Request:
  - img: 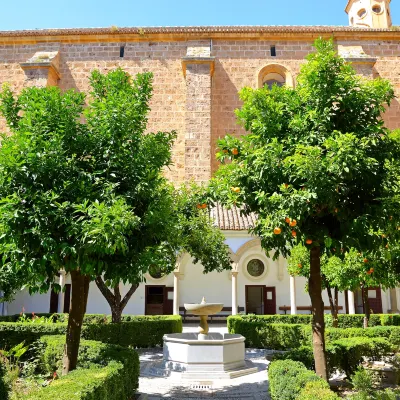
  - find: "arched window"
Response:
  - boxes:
[257,64,294,89]
[262,72,286,89]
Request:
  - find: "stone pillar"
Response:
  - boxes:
[386,289,392,313]
[58,270,66,314]
[396,288,400,314]
[348,291,356,315]
[231,271,238,315]
[182,42,215,183]
[290,275,297,315]
[20,51,60,88]
[173,272,180,316]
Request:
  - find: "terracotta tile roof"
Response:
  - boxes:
[210,203,257,231]
[0,25,396,37]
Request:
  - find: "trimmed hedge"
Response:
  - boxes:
[274,337,393,378]
[0,360,9,400]
[227,315,312,333]
[298,380,340,400]
[0,315,182,349]
[268,360,338,400]
[25,336,139,400]
[228,314,400,332]
[229,316,400,350]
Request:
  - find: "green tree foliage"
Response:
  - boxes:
[0,69,231,374]
[208,38,400,379]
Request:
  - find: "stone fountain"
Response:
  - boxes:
[163,297,257,379]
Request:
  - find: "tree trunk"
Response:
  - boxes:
[95,276,138,323]
[309,246,328,381]
[362,285,370,328]
[326,284,338,328]
[62,270,90,375]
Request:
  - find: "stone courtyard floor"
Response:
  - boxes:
[136,324,270,399]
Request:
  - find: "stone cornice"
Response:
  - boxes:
[0,26,399,45]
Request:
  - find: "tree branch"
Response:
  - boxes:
[95,276,116,307]
[120,284,139,311]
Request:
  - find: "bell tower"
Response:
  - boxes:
[345,0,392,28]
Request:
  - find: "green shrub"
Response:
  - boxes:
[0,360,9,400]
[268,359,333,400]
[331,337,393,377]
[298,380,339,399]
[0,322,67,349]
[0,315,182,349]
[26,336,139,400]
[325,326,399,343]
[227,315,312,333]
[275,337,392,379]
[240,323,306,349]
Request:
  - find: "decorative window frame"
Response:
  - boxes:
[257,63,294,89]
[240,252,270,282]
[145,268,168,282]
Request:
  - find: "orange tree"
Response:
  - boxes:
[208,38,400,380]
[0,69,231,375]
[288,245,400,328]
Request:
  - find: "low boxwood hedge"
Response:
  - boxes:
[297,380,340,400]
[228,314,400,333]
[25,335,139,400]
[268,359,338,400]
[229,316,400,350]
[274,337,393,378]
[0,315,182,349]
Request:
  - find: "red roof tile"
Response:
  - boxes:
[210,203,257,231]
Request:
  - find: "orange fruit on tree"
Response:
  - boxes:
[290,219,297,227]
[291,230,297,237]
[284,183,289,188]
[231,187,241,193]
[369,268,374,273]
[298,263,302,268]
[363,258,368,263]
[306,239,313,245]
[285,217,290,224]
[273,227,282,235]
[232,148,239,155]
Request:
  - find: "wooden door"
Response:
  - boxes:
[264,287,276,315]
[63,284,71,313]
[164,287,174,315]
[145,286,165,315]
[365,287,383,314]
[245,285,264,315]
[49,289,59,313]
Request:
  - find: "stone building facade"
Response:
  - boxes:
[2,0,400,317]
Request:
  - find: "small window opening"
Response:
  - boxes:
[120,46,125,58]
[270,45,276,57]
[358,8,367,18]
[372,5,382,14]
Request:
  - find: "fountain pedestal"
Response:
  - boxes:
[162,298,258,379]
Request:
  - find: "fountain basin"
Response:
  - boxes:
[163,332,257,379]
[184,302,223,315]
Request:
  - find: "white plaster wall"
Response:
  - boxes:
[7,289,51,315]
[179,259,231,306]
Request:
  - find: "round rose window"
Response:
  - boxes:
[149,265,165,279]
[247,259,265,277]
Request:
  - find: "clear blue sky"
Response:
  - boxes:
[2,0,399,31]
